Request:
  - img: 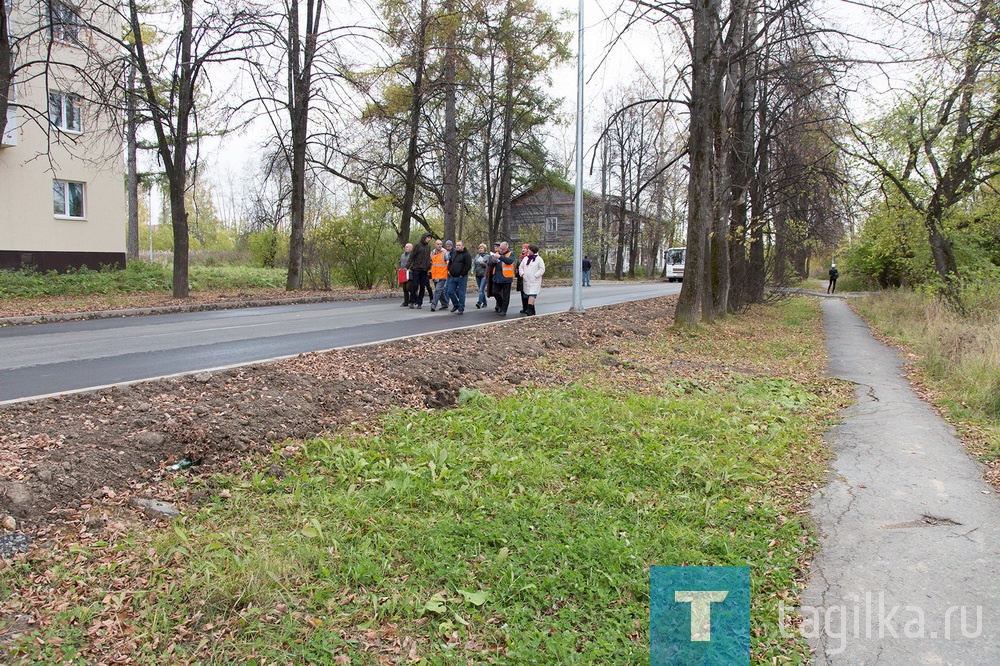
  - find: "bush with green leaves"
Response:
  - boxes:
[304,198,401,290]
[245,229,289,269]
[0,263,171,298]
[843,202,933,289]
[540,250,573,278]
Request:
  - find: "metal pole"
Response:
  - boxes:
[148,182,154,262]
[570,0,585,312]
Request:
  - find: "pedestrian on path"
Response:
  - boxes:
[406,233,432,309]
[446,240,472,314]
[491,241,516,316]
[485,241,500,306]
[582,255,592,286]
[518,244,545,316]
[398,243,412,307]
[827,264,839,294]
[516,243,530,314]
[429,240,449,311]
[473,244,489,309]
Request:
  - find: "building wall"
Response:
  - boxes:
[509,187,602,250]
[0,1,126,271]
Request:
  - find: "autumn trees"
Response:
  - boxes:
[341,0,569,249]
[623,0,849,323]
[845,0,1000,298]
[124,1,261,298]
[4,0,566,297]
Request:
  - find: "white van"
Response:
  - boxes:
[664,247,686,282]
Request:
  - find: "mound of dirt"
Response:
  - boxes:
[0,296,676,529]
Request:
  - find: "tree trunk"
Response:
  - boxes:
[746,62,769,302]
[168,0,195,298]
[126,63,139,262]
[498,58,515,240]
[168,173,190,297]
[285,0,321,291]
[399,0,429,245]
[676,0,718,325]
[600,138,610,280]
[442,0,458,243]
[924,203,959,287]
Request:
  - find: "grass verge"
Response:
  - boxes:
[854,289,1000,462]
[0,263,287,300]
[1,298,850,664]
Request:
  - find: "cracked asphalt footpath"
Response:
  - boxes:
[801,299,1000,663]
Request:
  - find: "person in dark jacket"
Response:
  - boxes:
[581,255,592,286]
[485,241,500,302]
[828,264,839,294]
[473,243,489,308]
[406,233,433,308]
[445,240,472,314]
[491,241,516,316]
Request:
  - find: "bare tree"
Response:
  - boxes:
[846,0,1000,298]
[126,0,259,297]
[623,0,850,321]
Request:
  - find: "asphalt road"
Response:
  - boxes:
[0,282,679,403]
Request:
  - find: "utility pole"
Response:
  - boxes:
[570,0,584,312]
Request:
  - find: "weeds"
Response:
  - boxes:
[856,289,1000,455]
[0,263,287,300]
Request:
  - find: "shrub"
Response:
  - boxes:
[303,198,400,290]
[246,229,288,269]
[540,250,573,278]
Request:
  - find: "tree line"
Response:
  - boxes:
[3,0,996,308]
[2,0,569,297]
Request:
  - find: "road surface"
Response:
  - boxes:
[0,282,678,403]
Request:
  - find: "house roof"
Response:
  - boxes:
[510,183,603,207]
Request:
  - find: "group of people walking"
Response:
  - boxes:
[398,235,545,316]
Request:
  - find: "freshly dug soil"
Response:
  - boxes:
[0,295,676,531]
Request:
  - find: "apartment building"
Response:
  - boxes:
[1,0,125,272]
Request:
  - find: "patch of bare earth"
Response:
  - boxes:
[0,295,675,533]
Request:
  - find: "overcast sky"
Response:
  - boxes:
[186,0,889,225]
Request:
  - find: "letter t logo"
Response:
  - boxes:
[675,591,729,641]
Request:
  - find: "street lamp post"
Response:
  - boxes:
[148,182,154,262]
[570,0,585,313]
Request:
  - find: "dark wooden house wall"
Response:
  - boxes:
[509,188,602,251]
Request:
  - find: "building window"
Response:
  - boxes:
[48,92,82,133]
[53,180,85,218]
[50,1,82,44]
[545,216,558,233]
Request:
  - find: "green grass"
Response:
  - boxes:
[1,299,845,664]
[0,262,286,299]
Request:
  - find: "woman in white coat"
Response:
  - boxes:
[518,244,545,316]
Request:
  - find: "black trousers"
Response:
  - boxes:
[493,281,512,314]
[409,270,430,305]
